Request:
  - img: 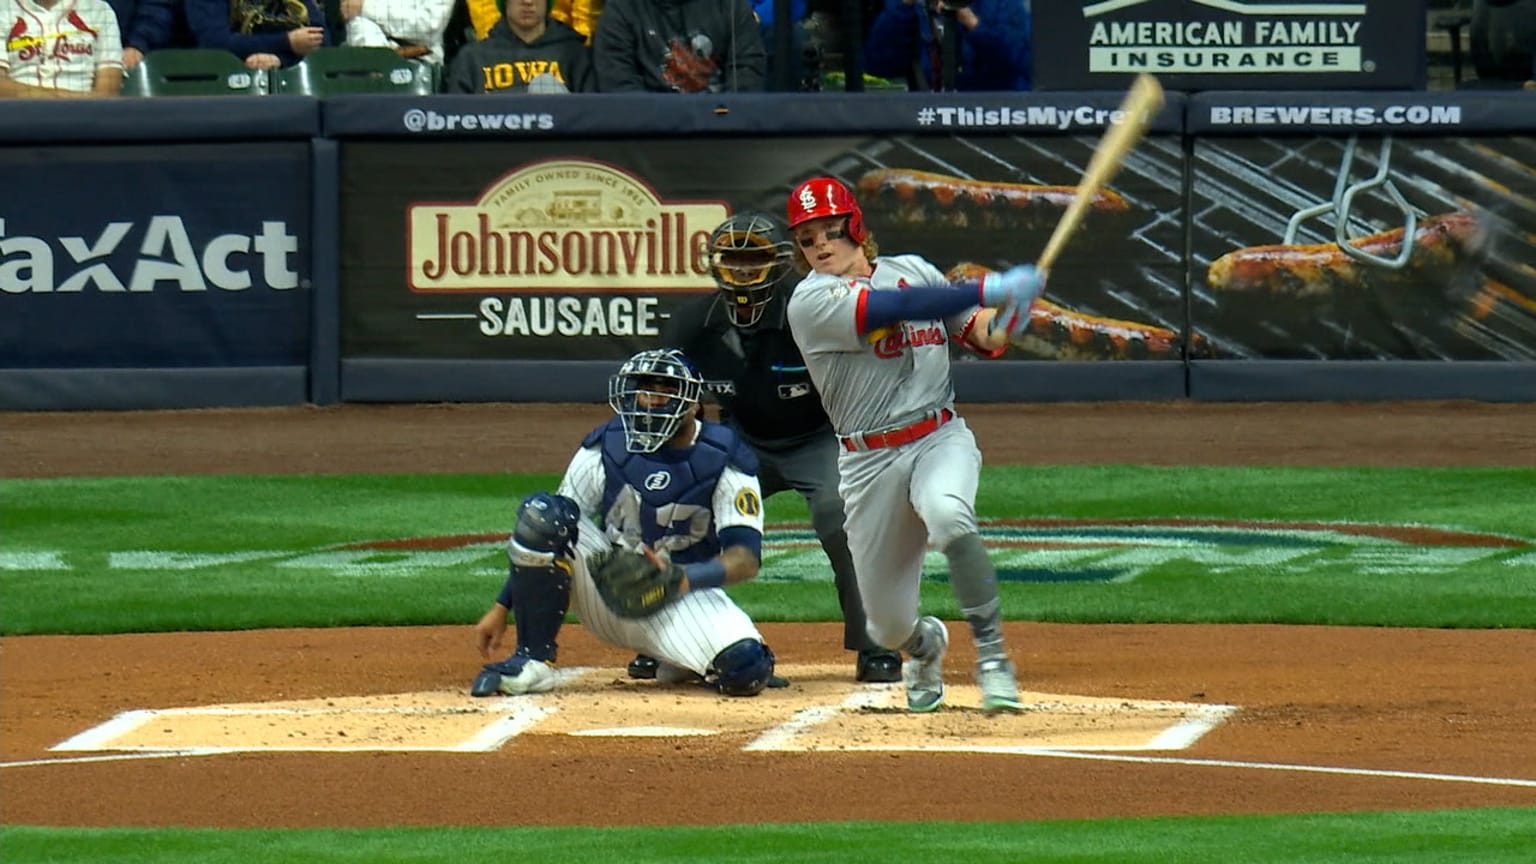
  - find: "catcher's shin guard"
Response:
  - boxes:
[501,493,579,662]
[708,639,776,696]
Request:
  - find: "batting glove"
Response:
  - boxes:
[978,264,1045,310]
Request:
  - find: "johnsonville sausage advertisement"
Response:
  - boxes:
[341,133,1534,363]
[339,135,1187,362]
[1190,135,1536,360]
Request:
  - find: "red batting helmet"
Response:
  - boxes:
[786,177,867,244]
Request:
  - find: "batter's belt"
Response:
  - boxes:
[839,408,954,452]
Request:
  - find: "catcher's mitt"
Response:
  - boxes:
[587,546,686,619]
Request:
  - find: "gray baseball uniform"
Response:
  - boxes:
[785,254,989,649]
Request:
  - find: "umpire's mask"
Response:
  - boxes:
[608,349,704,453]
[708,211,795,328]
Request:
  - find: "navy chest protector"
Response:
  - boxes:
[586,418,755,566]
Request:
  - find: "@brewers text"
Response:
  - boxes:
[402,109,555,133]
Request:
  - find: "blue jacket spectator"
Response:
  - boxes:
[751,0,803,31]
[186,0,329,69]
[863,0,1030,92]
[752,0,810,89]
[107,1,185,68]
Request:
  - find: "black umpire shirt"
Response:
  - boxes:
[663,289,832,449]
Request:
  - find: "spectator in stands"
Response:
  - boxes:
[186,0,328,70]
[338,0,454,64]
[551,0,603,44]
[469,0,604,44]
[862,0,1029,92]
[446,0,594,91]
[752,0,813,89]
[593,0,764,92]
[1470,0,1536,89]
[1,0,124,97]
[107,0,185,69]
[466,0,501,39]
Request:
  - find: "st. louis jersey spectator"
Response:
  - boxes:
[1,0,124,97]
[863,0,1029,92]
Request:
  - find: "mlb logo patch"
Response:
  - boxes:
[778,383,812,400]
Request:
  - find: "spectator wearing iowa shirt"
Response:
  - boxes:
[446,0,595,93]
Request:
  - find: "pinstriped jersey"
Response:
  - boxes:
[559,417,763,566]
[1,0,122,92]
[786,254,978,436]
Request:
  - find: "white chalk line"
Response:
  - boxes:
[7,677,1533,788]
[1015,749,1536,788]
[8,744,1533,789]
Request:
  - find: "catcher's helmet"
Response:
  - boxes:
[787,176,867,244]
[608,348,704,453]
[708,211,795,328]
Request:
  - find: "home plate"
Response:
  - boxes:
[569,726,716,737]
[44,663,1235,757]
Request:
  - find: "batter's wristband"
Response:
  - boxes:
[685,559,727,591]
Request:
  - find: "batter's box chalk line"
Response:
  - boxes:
[745,687,1238,754]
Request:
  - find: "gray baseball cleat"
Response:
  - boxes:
[903,616,949,712]
[976,655,1025,713]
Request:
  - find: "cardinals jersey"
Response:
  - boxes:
[2,0,122,93]
[786,253,981,437]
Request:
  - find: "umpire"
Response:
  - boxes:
[633,210,903,683]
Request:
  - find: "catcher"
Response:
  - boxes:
[470,348,779,697]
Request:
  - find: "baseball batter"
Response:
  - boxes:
[783,176,1043,712]
[658,210,903,685]
[470,348,779,698]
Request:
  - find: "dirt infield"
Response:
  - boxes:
[2,401,1535,828]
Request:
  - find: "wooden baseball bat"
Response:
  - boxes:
[1036,73,1166,279]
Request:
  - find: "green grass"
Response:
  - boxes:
[4,808,1535,863]
[3,466,1533,634]
[4,466,1534,862]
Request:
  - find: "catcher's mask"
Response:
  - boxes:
[608,348,703,453]
[708,211,795,328]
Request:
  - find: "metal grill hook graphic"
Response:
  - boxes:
[1283,135,1423,271]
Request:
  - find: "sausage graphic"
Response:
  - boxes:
[859,169,1130,231]
[947,263,1195,360]
[1206,211,1483,298]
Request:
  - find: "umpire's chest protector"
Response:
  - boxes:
[588,420,755,564]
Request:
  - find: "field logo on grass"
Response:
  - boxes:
[4,519,1529,582]
[759,518,1533,584]
[964,518,1531,584]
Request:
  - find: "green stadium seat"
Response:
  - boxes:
[121,49,267,97]
[272,47,436,97]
